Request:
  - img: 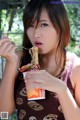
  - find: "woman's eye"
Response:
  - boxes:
[41,23,48,27]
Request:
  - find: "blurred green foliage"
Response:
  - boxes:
[65,1,80,56]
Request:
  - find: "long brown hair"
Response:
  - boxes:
[21,0,70,69]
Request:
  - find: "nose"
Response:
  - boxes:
[33,28,40,39]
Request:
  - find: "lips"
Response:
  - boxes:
[34,41,43,47]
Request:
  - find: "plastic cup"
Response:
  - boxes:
[23,72,45,100]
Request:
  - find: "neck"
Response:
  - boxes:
[39,50,66,77]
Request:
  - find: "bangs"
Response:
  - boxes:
[23,1,46,29]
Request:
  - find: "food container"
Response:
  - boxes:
[23,72,45,100]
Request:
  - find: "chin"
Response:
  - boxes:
[38,50,49,55]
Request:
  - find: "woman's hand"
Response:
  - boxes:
[0,38,22,64]
[24,70,66,94]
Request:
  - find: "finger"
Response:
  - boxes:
[5,45,16,53]
[0,41,15,54]
[24,74,45,87]
[28,70,53,80]
[0,40,11,47]
[26,70,46,76]
[2,42,15,50]
[26,81,43,90]
[24,75,43,84]
[26,70,46,81]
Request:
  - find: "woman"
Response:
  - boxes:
[0,0,80,120]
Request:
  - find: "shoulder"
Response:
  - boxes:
[66,52,80,106]
[66,51,80,67]
[67,52,80,106]
[66,51,80,87]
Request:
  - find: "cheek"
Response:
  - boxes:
[46,33,59,51]
[46,31,58,44]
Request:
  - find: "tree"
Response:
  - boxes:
[65,1,80,56]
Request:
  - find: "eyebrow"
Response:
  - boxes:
[39,20,48,22]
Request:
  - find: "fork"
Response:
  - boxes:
[15,45,30,52]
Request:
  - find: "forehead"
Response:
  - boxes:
[32,8,50,22]
[39,8,50,20]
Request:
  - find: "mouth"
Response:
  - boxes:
[34,41,43,47]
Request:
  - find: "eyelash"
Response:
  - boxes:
[30,23,48,27]
[41,23,48,27]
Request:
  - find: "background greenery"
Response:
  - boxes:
[0,0,80,120]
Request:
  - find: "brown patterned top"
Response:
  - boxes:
[14,53,76,120]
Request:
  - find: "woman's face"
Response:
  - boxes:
[27,8,59,55]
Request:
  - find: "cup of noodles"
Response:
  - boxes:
[23,71,45,100]
[20,46,45,100]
